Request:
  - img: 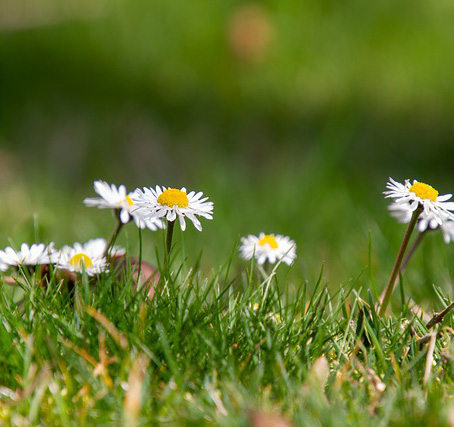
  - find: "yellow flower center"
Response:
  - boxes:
[157,189,189,208]
[258,235,278,249]
[125,196,134,206]
[69,254,93,268]
[409,182,438,202]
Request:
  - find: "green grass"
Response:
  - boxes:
[1,157,454,426]
[1,174,454,426]
[3,0,454,423]
[1,245,454,426]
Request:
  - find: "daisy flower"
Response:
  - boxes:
[380,178,454,317]
[56,238,110,276]
[132,186,214,231]
[384,178,454,225]
[84,180,164,231]
[0,243,57,268]
[240,233,296,266]
[389,202,454,244]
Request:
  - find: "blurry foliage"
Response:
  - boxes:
[1,0,454,306]
[2,5,454,422]
[0,0,454,184]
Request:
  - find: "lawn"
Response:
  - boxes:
[1,168,454,426]
[2,0,454,424]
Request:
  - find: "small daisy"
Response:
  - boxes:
[132,186,214,231]
[84,180,164,231]
[67,237,125,258]
[56,238,110,276]
[240,233,296,265]
[389,202,454,244]
[384,178,454,225]
[0,243,57,268]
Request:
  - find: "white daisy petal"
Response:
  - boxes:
[437,194,452,202]
[440,221,454,243]
[418,219,427,232]
[192,217,202,232]
[167,209,177,222]
[119,208,130,224]
[179,214,187,231]
[410,200,419,211]
[257,255,266,265]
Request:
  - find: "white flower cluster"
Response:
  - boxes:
[88,182,298,268]
[0,239,116,276]
[386,178,454,244]
[85,181,214,232]
[5,177,453,278]
[0,181,217,276]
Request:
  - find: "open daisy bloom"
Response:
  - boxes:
[384,178,454,224]
[240,233,296,266]
[84,180,164,231]
[0,243,57,269]
[389,202,454,244]
[379,177,454,316]
[56,239,110,276]
[132,186,214,231]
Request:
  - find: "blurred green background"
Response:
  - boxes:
[1,0,454,304]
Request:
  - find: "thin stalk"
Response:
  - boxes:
[261,262,278,305]
[104,217,124,259]
[163,220,175,272]
[401,229,427,272]
[166,220,175,257]
[257,262,271,281]
[137,226,143,287]
[263,261,272,276]
[378,205,423,317]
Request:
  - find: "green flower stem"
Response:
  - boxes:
[137,226,143,285]
[400,229,428,272]
[378,205,423,317]
[164,219,175,269]
[104,217,124,259]
[258,261,272,280]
